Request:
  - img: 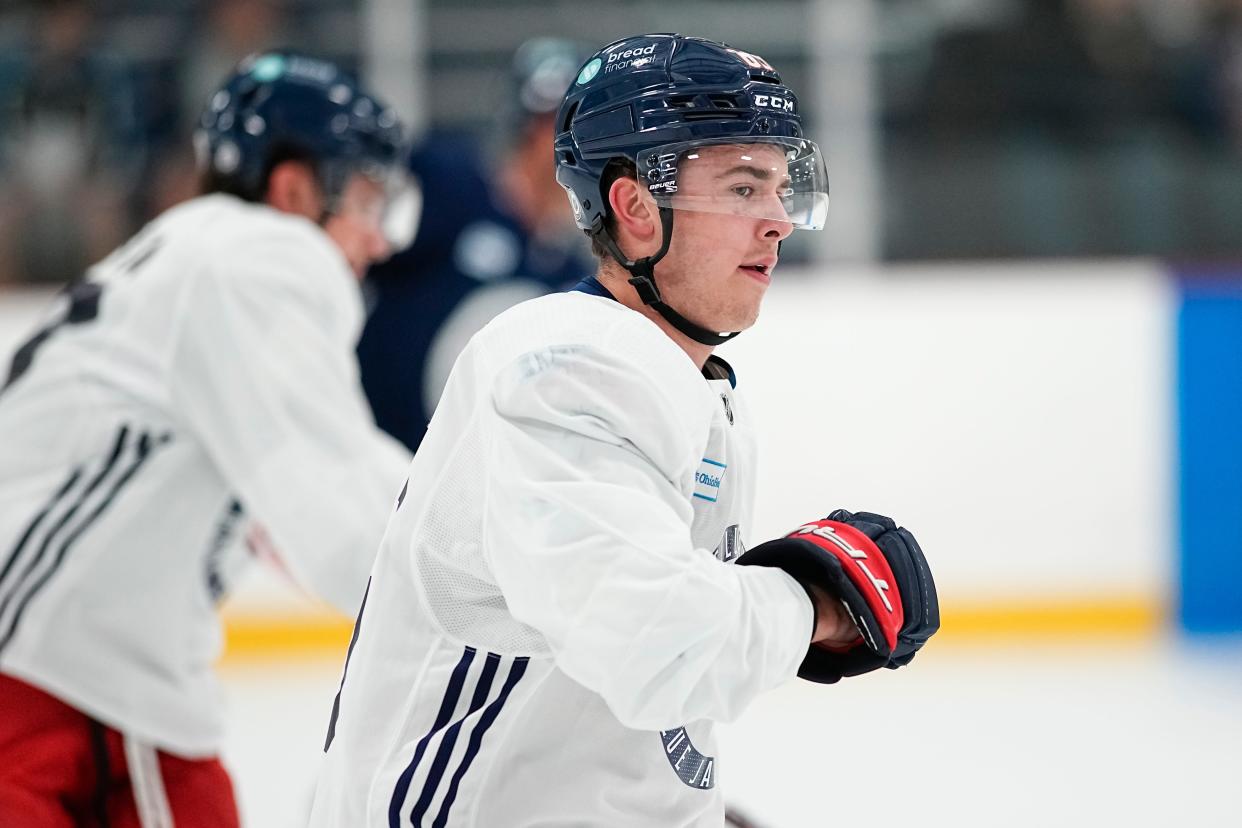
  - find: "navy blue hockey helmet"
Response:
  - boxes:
[194,52,408,218]
[554,34,828,345]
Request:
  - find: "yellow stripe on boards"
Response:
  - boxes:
[221,614,353,661]
[218,597,1166,663]
[941,597,1164,639]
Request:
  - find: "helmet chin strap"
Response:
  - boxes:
[590,207,742,347]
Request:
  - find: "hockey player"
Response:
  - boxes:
[358,37,593,454]
[0,53,411,826]
[310,34,941,828]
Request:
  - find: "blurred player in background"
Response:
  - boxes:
[357,37,592,454]
[0,52,412,826]
[311,34,940,827]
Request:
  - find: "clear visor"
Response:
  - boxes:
[636,137,829,230]
[379,170,421,252]
[331,162,422,252]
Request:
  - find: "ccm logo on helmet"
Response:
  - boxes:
[754,94,795,113]
[794,524,893,612]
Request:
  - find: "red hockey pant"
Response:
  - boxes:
[0,672,240,827]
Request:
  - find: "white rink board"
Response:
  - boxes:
[0,259,1175,612]
[718,259,1174,606]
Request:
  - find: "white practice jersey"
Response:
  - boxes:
[0,194,409,755]
[311,289,815,827]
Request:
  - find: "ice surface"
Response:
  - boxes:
[220,638,1242,828]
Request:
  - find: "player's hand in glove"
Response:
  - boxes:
[736,509,939,684]
[805,583,863,648]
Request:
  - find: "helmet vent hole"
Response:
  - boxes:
[749,74,780,85]
[666,94,745,118]
[560,101,579,133]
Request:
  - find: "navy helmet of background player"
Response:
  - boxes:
[556,32,828,346]
[357,38,593,453]
[557,33,936,682]
[195,50,417,266]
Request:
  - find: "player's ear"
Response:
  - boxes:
[608,175,659,248]
[265,161,322,220]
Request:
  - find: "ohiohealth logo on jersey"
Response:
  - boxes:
[693,458,726,503]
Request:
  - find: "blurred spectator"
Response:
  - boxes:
[1201,0,1242,150]
[0,0,1235,272]
[357,37,593,453]
[883,0,1242,259]
[1071,0,1161,79]
[916,0,1173,142]
[0,0,143,285]
[143,0,295,219]
[180,0,292,128]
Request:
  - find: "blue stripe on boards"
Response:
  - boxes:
[0,431,157,652]
[431,657,529,828]
[408,652,502,826]
[388,647,476,828]
[1178,276,1242,633]
[0,426,129,630]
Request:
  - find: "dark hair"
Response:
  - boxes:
[587,157,638,261]
[197,143,318,202]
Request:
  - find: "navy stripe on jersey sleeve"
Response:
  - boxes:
[389,647,476,827]
[0,428,166,652]
[0,426,132,645]
[409,652,502,824]
[0,466,83,595]
[388,647,530,827]
[432,656,529,827]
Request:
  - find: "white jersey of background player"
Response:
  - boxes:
[312,34,940,828]
[0,53,414,824]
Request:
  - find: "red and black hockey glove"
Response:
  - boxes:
[736,509,939,684]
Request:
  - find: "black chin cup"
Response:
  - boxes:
[590,208,741,347]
